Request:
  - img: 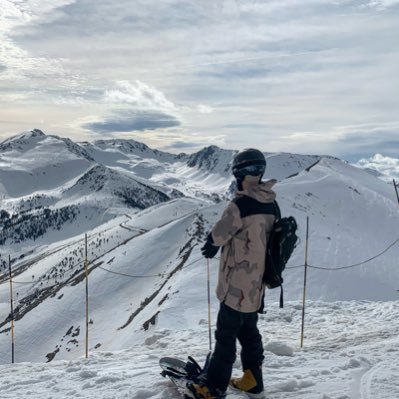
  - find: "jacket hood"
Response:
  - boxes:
[236,179,277,203]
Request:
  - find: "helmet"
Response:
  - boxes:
[232,148,266,179]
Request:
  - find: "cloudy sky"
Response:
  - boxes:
[0,0,399,161]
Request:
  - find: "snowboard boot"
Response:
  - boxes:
[230,367,265,399]
[185,382,225,399]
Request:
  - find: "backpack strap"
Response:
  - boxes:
[273,200,281,220]
[273,200,284,309]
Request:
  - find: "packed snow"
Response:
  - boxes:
[0,301,398,399]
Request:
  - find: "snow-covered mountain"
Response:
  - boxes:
[0,129,322,253]
[0,129,93,198]
[0,129,398,398]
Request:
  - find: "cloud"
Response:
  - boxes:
[354,154,399,181]
[197,104,213,114]
[260,121,399,160]
[167,141,200,149]
[1,0,399,156]
[81,80,182,135]
[224,123,266,130]
[104,80,176,111]
[332,123,399,159]
[54,96,86,106]
[83,110,181,134]
[0,0,77,85]
[368,0,399,10]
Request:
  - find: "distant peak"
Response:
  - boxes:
[90,137,181,161]
[0,128,46,148]
[94,138,151,152]
[200,145,222,153]
[30,128,46,137]
[187,145,221,163]
[187,145,234,173]
[13,128,46,140]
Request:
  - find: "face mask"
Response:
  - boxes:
[242,175,261,185]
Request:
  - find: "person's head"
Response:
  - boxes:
[232,148,266,190]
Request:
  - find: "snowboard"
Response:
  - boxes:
[160,356,203,397]
[160,356,249,398]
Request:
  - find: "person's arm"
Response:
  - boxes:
[211,202,242,246]
[201,202,242,258]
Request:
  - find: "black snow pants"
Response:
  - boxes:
[205,301,264,393]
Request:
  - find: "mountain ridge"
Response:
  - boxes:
[0,129,398,365]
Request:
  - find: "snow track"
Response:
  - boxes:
[359,361,399,399]
[359,362,379,399]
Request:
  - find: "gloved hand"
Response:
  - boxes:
[201,233,219,259]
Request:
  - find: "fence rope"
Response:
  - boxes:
[97,256,204,279]
[307,238,399,271]
[8,236,399,285]
[10,254,204,284]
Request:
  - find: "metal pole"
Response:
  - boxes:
[8,255,15,363]
[300,217,309,348]
[206,258,212,352]
[394,179,399,206]
[85,234,89,359]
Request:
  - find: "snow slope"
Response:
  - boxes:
[0,131,183,263]
[0,129,93,198]
[0,157,397,366]
[0,130,398,398]
[0,129,325,273]
[272,157,399,302]
[82,139,323,198]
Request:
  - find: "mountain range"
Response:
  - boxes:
[0,129,398,366]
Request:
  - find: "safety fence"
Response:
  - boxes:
[1,214,399,362]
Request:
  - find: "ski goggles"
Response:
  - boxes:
[233,163,265,177]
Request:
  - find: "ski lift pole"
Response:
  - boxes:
[394,179,399,206]
[8,255,15,363]
[85,233,89,359]
[300,217,309,349]
[206,258,212,352]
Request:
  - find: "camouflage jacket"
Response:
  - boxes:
[211,180,277,313]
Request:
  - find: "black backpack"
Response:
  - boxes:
[261,201,298,310]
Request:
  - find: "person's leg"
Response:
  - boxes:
[238,312,264,369]
[204,302,243,393]
[233,312,264,394]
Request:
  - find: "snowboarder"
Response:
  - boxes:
[186,148,278,399]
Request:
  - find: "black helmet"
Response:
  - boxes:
[232,148,266,179]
